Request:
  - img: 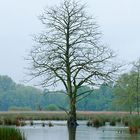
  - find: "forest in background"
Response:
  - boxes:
[0,75,115,111]
[0,74,138,112]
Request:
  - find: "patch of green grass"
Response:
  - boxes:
[0,127,26,140]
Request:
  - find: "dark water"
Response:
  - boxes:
[20,121,140,140]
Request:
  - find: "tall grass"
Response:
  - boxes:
[0,127,26,140]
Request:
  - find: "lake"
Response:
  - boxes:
[20,121,140,140]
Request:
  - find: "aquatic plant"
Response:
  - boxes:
[109,120,116,126]
[123,121,128,126]
[48,122,54,127]
[30,121,34,126]
[86,121,92,126]
[87,118,105,128]
[42,122,45,127]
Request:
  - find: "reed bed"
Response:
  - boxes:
[85,113,140,134]
[0,111,132,121]
[0,111,138,126]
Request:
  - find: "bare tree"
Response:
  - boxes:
[28,0,120,127]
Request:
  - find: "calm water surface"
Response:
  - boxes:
[20,121,140,140]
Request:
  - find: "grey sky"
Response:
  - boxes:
[0,0,140,85]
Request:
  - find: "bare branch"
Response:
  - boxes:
[27,0,121,124]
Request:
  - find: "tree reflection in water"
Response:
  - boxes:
[68,127,76,140]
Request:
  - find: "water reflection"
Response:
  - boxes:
[68,127,76,140]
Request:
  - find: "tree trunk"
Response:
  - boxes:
[67,97,78,128]
[68,126,76,140]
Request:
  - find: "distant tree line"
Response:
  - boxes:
[0,66,140,113]
[0,75,115,111]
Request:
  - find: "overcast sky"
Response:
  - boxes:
[0,0,140,86]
